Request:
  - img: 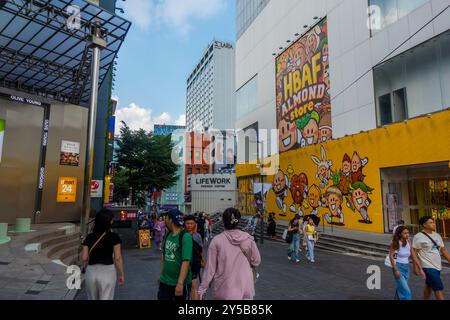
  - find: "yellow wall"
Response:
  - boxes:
[237,110,450,233]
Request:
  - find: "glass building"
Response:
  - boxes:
[236,0,271,39]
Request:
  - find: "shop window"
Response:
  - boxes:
[377,88,407,126]
[381,163,449,235]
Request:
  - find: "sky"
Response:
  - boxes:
[112,0,236,133]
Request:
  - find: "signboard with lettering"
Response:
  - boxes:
[138,229,152,249]
[91,180,103,198]
[60,140,80,166]
[190,174,236,191]
[56,177,77,202]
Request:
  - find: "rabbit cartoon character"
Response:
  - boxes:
[311,146,333,189]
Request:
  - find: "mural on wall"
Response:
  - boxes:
[267,144,375,227]
[276,18,331,154]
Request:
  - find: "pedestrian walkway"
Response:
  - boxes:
[0,223,80,300]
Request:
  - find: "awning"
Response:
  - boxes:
[0,0,131,106]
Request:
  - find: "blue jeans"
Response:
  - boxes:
[288,234,300,261]
[306,240,315,261]
[393,263,411,300]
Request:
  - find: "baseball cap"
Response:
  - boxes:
[165,209,184,227]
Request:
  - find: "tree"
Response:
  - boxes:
[112,167,130,203]
[115,121,179,205]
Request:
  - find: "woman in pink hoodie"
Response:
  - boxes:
[199,208,261,300]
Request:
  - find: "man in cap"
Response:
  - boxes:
[157,209,193,300]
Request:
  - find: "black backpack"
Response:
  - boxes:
[162,230,203,275]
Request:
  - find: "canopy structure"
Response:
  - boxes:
[0,0,131,106]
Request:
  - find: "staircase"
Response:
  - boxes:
[25,224,82,266]
[212,217,389,259]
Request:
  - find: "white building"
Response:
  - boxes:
[234,0,450,233]
[235,0,450,162]
[186,40,236,131]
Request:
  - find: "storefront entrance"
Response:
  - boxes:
[381,163,450,237]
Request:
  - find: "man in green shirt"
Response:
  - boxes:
[158,209,193,300]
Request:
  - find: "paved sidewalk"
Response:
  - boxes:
[0,223,78,300]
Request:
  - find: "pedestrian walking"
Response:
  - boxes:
[305,217,318,263]
[267,212,277,240]
[204,214,210,244]
[199,208,261,300]
[80,209,125,300]
[287,214,301,263]
[388,225,423,300]
[197,212,206,243]
[413,216,450,300]
[244,213,260,241]
[157,209,193,301]
[154,216,166,251]
[184,215,205,300]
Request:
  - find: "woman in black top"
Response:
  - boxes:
[81,209,125,300]
[267,213,277,240]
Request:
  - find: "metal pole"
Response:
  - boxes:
[260,142,264,245]
[80,24,106,237]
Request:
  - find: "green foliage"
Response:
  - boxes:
[115,122,179,204]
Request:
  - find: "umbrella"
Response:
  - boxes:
[303,215,320,226]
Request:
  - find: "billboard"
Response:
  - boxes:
[276,18,331,154]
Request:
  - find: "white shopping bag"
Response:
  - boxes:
[282,229,288,240]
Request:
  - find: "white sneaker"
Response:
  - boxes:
[288,256,292,261]
[295,259,300,263]
[311,260,315,263]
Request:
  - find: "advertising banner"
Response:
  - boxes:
[276,18,331,153]
[190,174,236,191]
[387,193,399,231]
[91,180,103,198]
[56,177,77,202]
[138,229,152,249]
[0,119,5,163]
[60,140,80,166]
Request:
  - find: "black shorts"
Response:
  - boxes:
[157,282,192,301]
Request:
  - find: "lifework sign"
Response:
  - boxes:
[57,177,77,202]
[276,18,331,153]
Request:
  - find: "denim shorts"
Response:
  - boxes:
[423,268,444,292]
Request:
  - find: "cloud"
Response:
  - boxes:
[115,102,185,133]
[123,0,227,35]
[174,114,186,126]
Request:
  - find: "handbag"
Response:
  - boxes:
[285,231,293,244]
[282,229,288,240]
[384,251,398,268]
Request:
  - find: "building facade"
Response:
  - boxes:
[235,0,450,235]
[186,40,236,131]
[155,125,187,212]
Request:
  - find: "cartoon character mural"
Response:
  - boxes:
[304,184,322,216]
[272,169,290,216]
[297,111,320,147]
[351,151,369,183]
[276,18,331,154]
[311,146,333,189]
[289,173,308,215]
[348,181,374,224]
[323,186,344,225]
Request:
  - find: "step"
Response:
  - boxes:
[41,233,81,250]
[318,233,390,249]
[315,241,387,258]
[46,239,81,260]
[25,230,66,245]
[317,236,390,254]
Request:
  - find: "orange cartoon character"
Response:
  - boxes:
[304,184,322,216]
[289,173,308,216]
[324,186,344,225]
[351,151,369,183]
[272,169,290,216]
[348,181,374,224]
[279,117,299,153]
[311,145,333,189]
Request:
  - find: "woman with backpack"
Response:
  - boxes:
[80,209,125,300]
[199,208,261,300]
[389,225,423,300]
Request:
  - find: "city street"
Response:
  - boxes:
[75,239,450,300]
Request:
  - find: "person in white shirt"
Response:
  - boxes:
[413,216,450,300]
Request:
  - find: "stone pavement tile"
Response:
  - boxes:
[0,288,22,300]
[29,283,47,291]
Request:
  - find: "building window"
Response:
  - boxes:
[196,168,201,174]
[374,32,449,126]
[369,0,428,34]
[236,75,258,119]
